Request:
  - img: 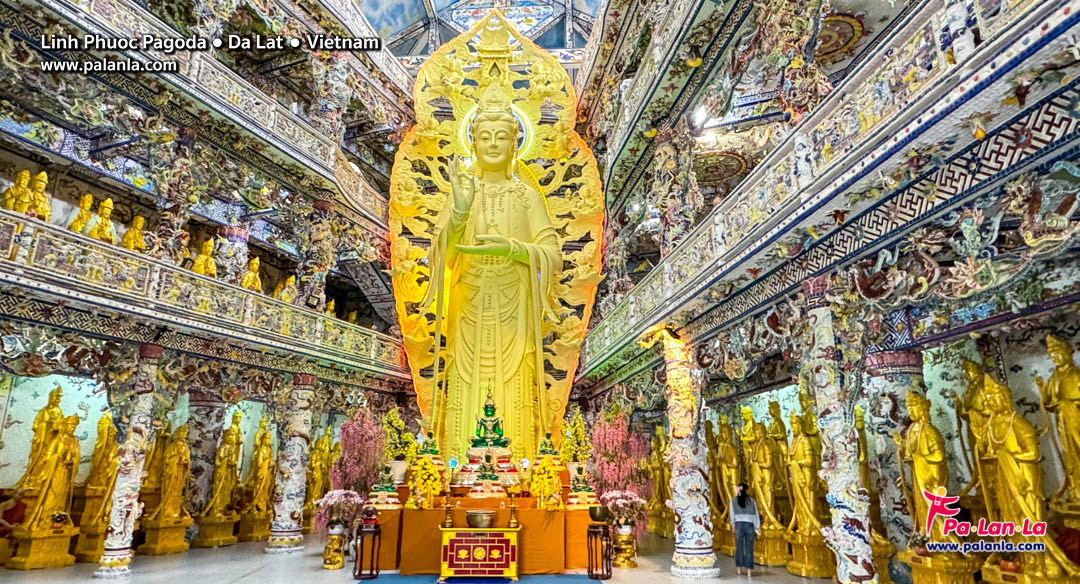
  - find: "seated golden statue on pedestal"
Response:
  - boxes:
[67,193,94,233]
[191,239,217,278]
[387,10,603,469]
[240,258,262,292]
[193,411,243,548]
[275,275,297,304]
[120,216,147,252]
[2,169,33,215]
[29,171,49,222]
[85,198,117,244]
[140,424,193,556]
[9,414,81,570]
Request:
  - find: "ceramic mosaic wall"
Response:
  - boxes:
[0,373,108,487]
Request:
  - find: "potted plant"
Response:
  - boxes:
[560,406,591,477]
[599,490,646,536]
[381,408,416,483]
[314,489,366,535]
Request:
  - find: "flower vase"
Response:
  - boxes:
[389,460,408,484]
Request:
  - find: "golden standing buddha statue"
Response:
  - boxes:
[240,258,262,292]
[243,427,274,515]
[786,413,833,578]
[2,169,32,214]
[787,414,822,535]
[303,426,331,530]
[191,239,217,278]
[325,298,336,317]
[120,216,147,252]
[417,82,561,464]
[983,374,1080,580]
[139,425,193,556]
[1037,334,1080,507]
[896,391,954,542]
[68,193,94,233]
[23,414,80,529]
[645,426,674,537]
[72,412,117,563]
[15,385,65,490]
[193,412,243,548]
[85,198,117,244]
[201,411,243,518]
[767,400,792,521]
[705,420,726,534]
[740,406,783,529]
[149,424,191,521]
[28,171,49,221]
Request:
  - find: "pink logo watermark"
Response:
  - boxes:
[922,486,1047,537]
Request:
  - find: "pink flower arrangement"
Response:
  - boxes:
[331,408,383,493]
[313,489,366,535]
[590,407,649,495]
[599,490,647,526]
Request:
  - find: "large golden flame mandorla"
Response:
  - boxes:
[388,10,604,462]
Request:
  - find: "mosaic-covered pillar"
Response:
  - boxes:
[94,344,162,579]
[265,373,316,553]
[801,277,877,584]
[184,387,229,538]
[293,201,335,312]
[642,328,719,578]
[864,349,919,548]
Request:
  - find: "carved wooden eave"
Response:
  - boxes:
[5,0,389,232]
[577,0,1080,391]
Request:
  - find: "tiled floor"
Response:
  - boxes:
[0,535,826,583]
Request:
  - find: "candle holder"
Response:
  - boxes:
[508,491,519,529]
[441,468,453,528]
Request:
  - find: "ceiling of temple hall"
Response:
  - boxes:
[366,0,598,57]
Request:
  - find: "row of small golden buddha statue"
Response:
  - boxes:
[651,334,1080,584]
[0,390,341,569]
[1,169,361,320]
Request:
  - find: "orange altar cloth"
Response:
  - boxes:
[563,509,592,570]
[371,508,402,570]
[400,508,574,575]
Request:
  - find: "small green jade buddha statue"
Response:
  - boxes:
[419,431,440,456]
[472,390,509,448]
[371,465,396,492]
[538,432,559,456]
[570,464,593,492]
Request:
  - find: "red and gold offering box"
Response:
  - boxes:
[439,527,521,582]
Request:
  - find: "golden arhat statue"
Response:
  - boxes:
[388,10,604,463]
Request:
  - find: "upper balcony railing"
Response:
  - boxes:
[0,209,407,378]
[581,0,1058,373]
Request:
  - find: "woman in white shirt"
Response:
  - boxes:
[729,482,760,576]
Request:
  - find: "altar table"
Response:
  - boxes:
[400,508,576,574]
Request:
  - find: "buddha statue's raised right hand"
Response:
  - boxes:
[450,157,476,214]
